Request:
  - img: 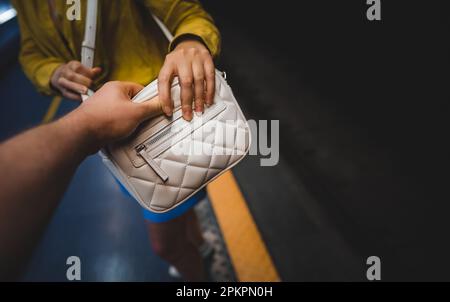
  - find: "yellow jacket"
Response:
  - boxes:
[11,0,221,95]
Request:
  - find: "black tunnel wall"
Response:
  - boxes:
[202,0,450,280]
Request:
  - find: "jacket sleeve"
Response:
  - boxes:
[143,0,221,58]
[12,1,63,95]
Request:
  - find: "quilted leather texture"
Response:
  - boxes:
[104,72,251,213]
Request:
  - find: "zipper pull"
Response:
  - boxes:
[136,145,169,182]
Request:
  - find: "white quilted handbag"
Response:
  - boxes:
[82,0,251,213]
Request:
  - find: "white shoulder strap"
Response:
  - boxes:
[151,14,174,42]
[81,0,98,101]
[81,0,173,100]
[81,0,98,69]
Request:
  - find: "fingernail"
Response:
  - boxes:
[195,111,202,117]
[164,106,172,116]
[183,110,193,121]
[195,105,204,115]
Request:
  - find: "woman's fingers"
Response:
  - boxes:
[192,59,205,114]
[91,67,102,77]
[204,59,215,106]
[67,61,101,79]
[177,62,194,121]
[158,63,175,117]
[65,71,93,88]
[157,40,216,120]
[61,87,82,101]
[63,63,102,89]
[58,77,88,95]
[51,61,103,102]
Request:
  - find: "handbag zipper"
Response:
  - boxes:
[135,101,227,181]
[136,145,169,182]
[144,126,174,147]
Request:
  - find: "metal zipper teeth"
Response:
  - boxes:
[136,122,185,153]
[146,127,174,146]
[134,121,178,154]
[135,115,183,152]
[134,123,181,154]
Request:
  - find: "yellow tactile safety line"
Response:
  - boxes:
[207,171,281,282]
[41,96,62,124]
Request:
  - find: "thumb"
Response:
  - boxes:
[136,96,164,121]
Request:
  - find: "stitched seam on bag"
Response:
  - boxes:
[173,159,189,203]
[156,158,221,170]
[128,176,156,207]
[130,174,200,197]
[131,175,199,192]
[156,156,222,174]
[190,129,216,188]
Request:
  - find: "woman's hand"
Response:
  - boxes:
[158,39,215,121]
[50,60,102,101]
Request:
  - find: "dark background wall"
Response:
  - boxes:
[202,0,450,280]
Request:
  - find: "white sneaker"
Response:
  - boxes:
[168,265,181,279]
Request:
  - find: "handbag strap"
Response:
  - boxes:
[81,0,98,69]
[151,13,174,42]
[80,0,173,100]
[80,0,98,101]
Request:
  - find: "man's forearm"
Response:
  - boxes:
[0,111,92,279]
[0,81,161,280]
